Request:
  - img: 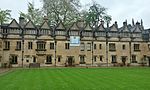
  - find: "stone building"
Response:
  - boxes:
[0,17,150,67]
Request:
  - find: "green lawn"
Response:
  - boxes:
[0,67,150,90]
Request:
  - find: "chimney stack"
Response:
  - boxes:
[19,17,25,28]
[100,20,104,26]
[43,16,48,21]
[114,21,118,28]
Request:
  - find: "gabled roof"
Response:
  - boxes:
[8,19,21,28]
[119,25,131,32]
[84,23,92,31]
[132,22,143,33]
[24,20,36,29]
[97,24,105,31]
[55,21,66,30]
[40,21,51,29]
[69,22,79,30]
[110,24,118,32]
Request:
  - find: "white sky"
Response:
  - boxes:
[0,0,150,29]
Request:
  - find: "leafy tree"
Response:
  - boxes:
[42,0,81,27]
[0,9,12,24]
[20,2,43,25]
[82,3,112,28]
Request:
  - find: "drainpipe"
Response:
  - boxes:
[21,28,24,68]
[106,22,109,67]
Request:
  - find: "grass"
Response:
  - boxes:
[0,67,150,90]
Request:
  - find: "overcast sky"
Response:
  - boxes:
[0,0,150,29]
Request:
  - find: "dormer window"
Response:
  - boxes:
[3,29,8,34]
[55,29,66,36]
[82,31,92,37]
[69,31,79,36]
[95,31,106,37]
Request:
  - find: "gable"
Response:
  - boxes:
[70,23,79,30]
[25,20,35,29]
[98,24,105,31]
[56,22,65,30]
[110,25,118,31]
[134,26,142,33]
[8,19,20,28]
[41,21,50,29]
[84,24,92,31]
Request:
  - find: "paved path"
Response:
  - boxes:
[0,68,11,74]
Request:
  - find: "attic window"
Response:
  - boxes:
[55,30,65,35]
[69,31,79,36]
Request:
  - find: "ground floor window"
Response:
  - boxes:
[132,55,137,63]
[58,56,61,62]
[94,56,97,62]
[0,56,2,62]
[112,55,117,63]
[11,55,18,64]
[46,56,52,64]
[33,56,36,63]
[100,56,103,62]
[121,56,127,65]
[80,55,85,64]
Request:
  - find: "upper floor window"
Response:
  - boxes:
[4,41,10,50]
[50,43,54,49]
[94,44,96,50]
[36,41,46,51]
[134,44,140,51]
[28,42,33,49]
[16,41,21,50]
[99,44,102,49]
[109,43,116,51]
[0,41,2,48]
[122,44,126,50]
[80,43,85,51]
[65,43,70,49]
[87,43,91,51]
[148,44,150,50]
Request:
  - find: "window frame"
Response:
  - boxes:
[109,43,116,51]
[50,43,54,50]
[16,41,21,50]
[28,42,33,49]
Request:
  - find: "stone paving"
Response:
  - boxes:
[0,68,11,74]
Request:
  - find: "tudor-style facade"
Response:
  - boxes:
[0,17,150,67]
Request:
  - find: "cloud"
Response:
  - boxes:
[0,0,150,28]
[98,0,150,28]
